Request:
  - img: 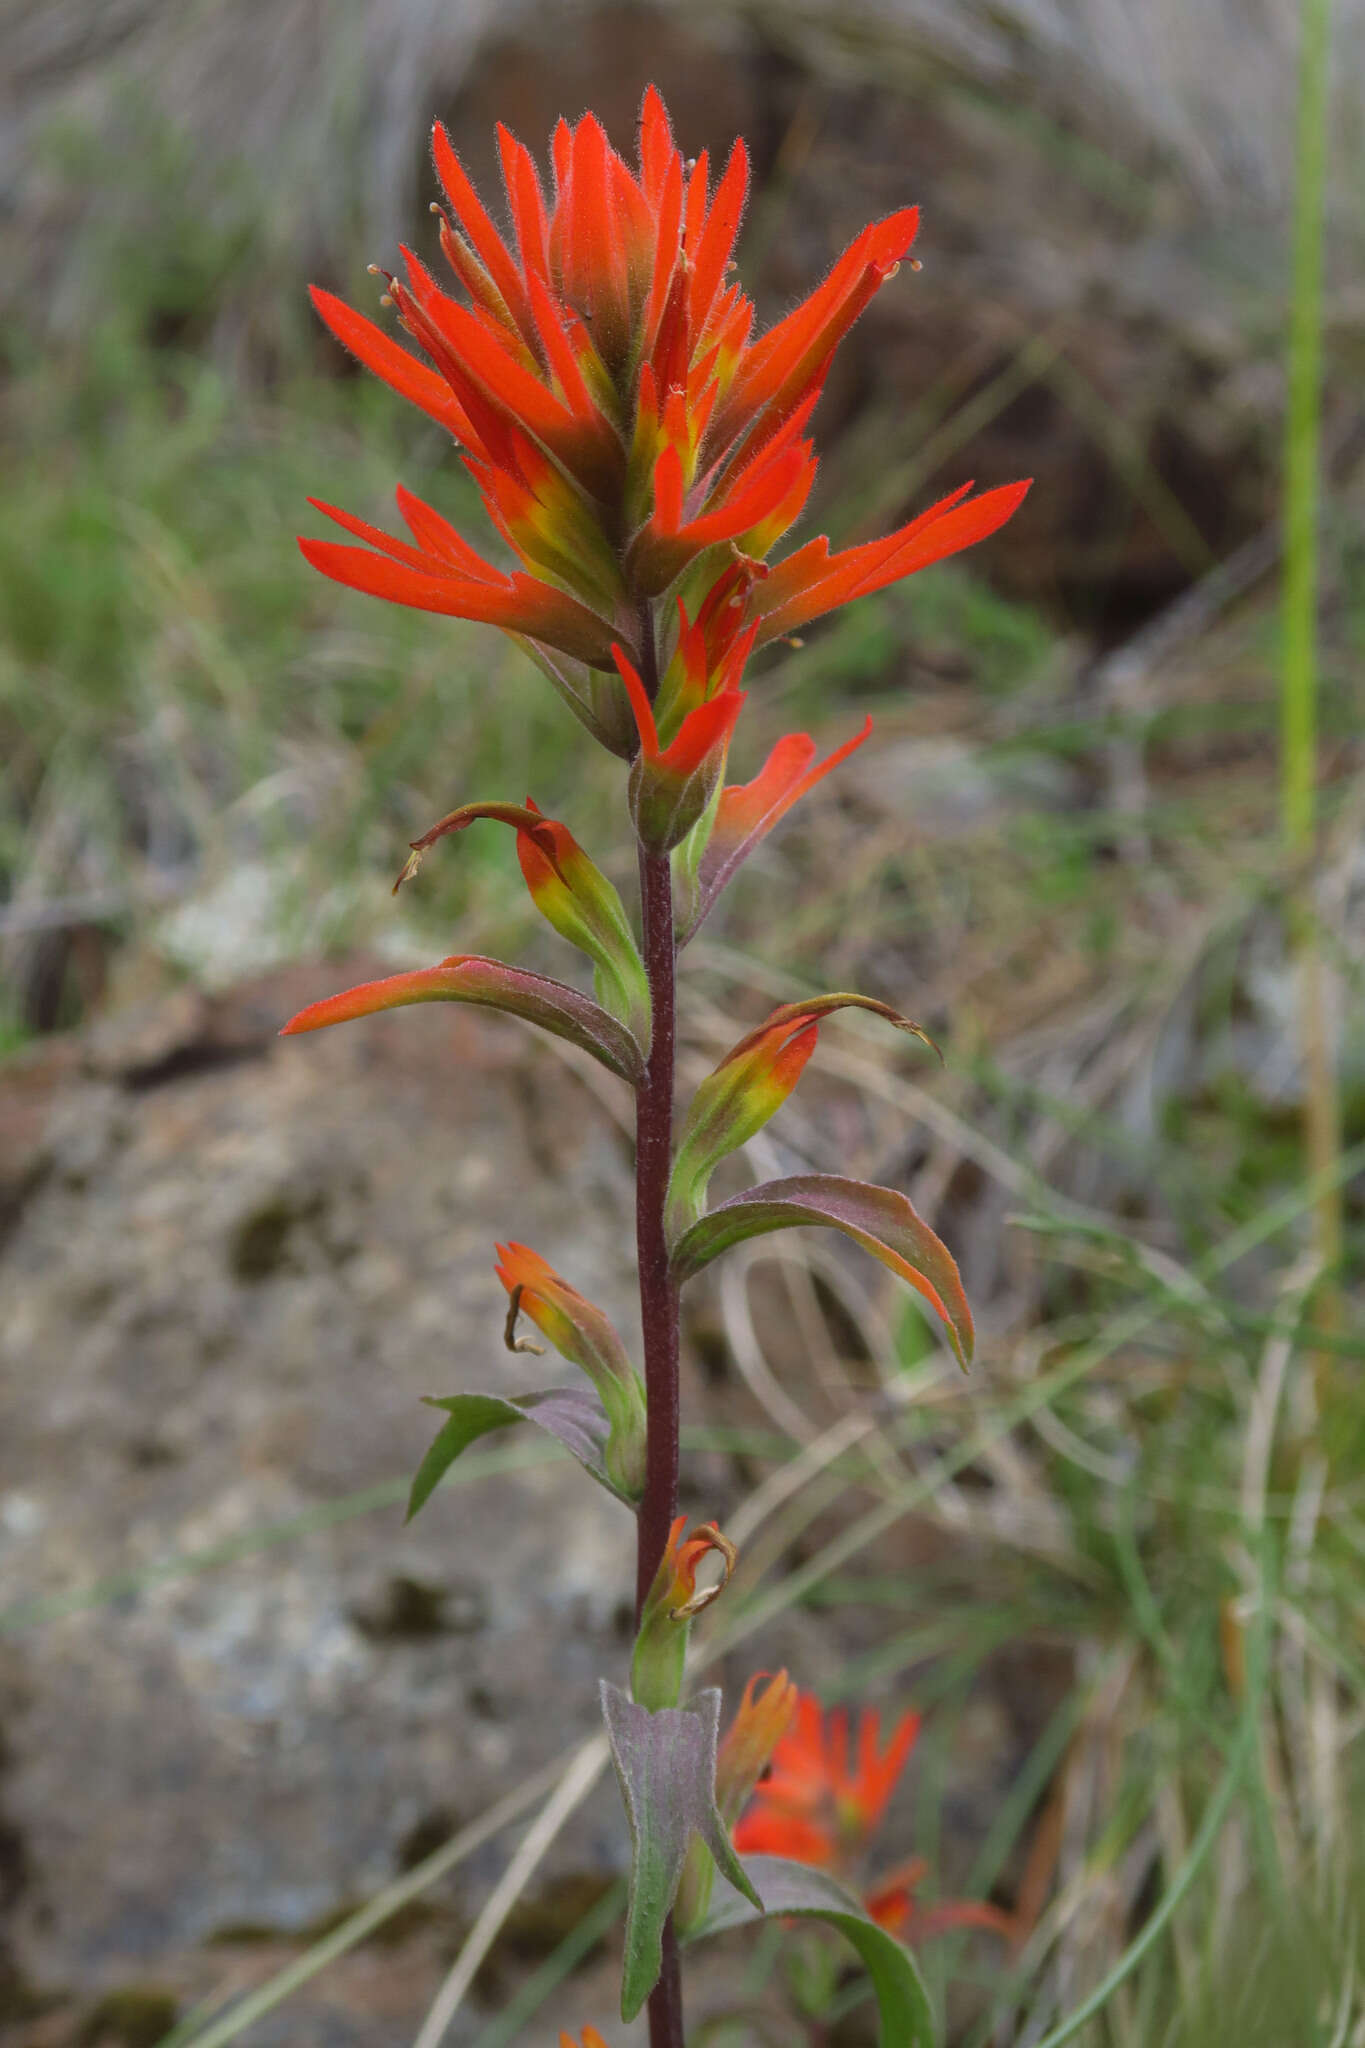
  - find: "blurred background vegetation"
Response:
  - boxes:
[2,0,1363,2043]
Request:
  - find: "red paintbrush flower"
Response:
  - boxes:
[732,1689,1013,1948]
[734,1692,921,1868]
[301,88,1028,743]
[864,1859,1019,1943]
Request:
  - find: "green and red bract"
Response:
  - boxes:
[613,638,748,852]
[675,1668,800,1936]
[496,1241,647,1500]
[671,1172,975,1368]
[665,995,938,1244]
[631,1515,736,1711]
[279,952,645,1083]
[675,716,873,943]
[601,1682,760,2022]
[395,798,650,1045]
[300,86,1029,759]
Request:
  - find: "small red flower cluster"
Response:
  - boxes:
[733,1688,1015,1944]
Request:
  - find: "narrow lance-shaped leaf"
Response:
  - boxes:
[666,996,937,1244]
[600,1685,760,2021]
[691,1854,936,2048]
[394,800,650,1048]
[279,953,644,1084]
[405,1386,621,1520]
[671,1173,974,1368]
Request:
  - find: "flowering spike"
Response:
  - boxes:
[495,1243,646,1502]
[303,94,1025,756]
[666,994,935,1242]
[285,86,1033,2041]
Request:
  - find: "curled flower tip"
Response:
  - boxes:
[392,847,424,894]
[503,1283,546,1356]
[668,1520,737,1619]
[560,2031,612,2048]
[632,1516,738,1710]
[493,1241,646,1502]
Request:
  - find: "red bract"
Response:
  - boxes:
[732,1689,1014,1948]
[734,1693,921,1868]
[865,1860,1019,1943]
[301,86,1028,745]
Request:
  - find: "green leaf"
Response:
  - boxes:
[280,953,645,1083]
[406,1387,622,1521]
[671,1173,973,1367]
[600,1684,761,2021]
[693,1854,936,2048]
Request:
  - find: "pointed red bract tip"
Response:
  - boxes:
[611,643,659,757]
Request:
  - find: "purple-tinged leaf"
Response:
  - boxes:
[693,1854,936,2048]
[600,1683,761,2020]
[406,1387,623,1521]
[670,1173,974,1367]
[280,953,644,1083]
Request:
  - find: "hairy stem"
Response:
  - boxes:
[633,603,686,2048]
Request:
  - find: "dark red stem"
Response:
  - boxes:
[633,608,686,2048]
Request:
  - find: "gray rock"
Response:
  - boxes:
[0,966,644,2043]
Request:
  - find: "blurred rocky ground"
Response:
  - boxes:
[0,972,1056,2045]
